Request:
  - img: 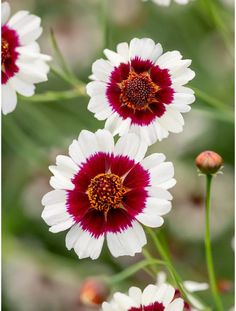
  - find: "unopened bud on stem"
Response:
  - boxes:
[195,151,223,175]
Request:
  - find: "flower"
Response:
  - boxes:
[41,129,175,259]
[156,272,208,311]
[102,283,184,310]
[144,0,192,6]
[1,2,51,114]
[79,278,109,306]
[87,38,195,146]
[195,150,223,175]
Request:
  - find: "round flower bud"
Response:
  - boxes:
[195,151,223,175]
[79,278,109,306]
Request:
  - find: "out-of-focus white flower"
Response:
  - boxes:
[87,37,195,146]
[102,283,184,310]
[156,271,208,311]
[41,129,175,259]
[143,0,192,6]
[1,2,51,114]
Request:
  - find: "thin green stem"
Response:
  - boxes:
[21,89,84,102]
[201,0,233,58]
[109,258,167,285]
[205,175,224,311]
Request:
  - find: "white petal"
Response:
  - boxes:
[115,133,147,162]
[41,202,70,226]
[129,38,161,62]
[113,293,137,309]
[95,129,114,153]
[156,51,182,69]
[78,130,99,158]
[183,281,209,293]
[16,62,48,84]
[87,94,113,120]
[9,76,35,97]
[159,284,175,306]
[104,49,124,66]
[71,226,105,260]
[49,218,75,233]
[1,82,17,115]
[136,198,171,228]
[1,2,10,25]
[92,59,113,82]
[149,162,175,186]
[42,190,67,206]
[68,139,86,166]
[165,298,184,311]
[86,81,106,96]
[49,176,74,190]
[105,113,131,136]
[128,287,142,306]
[7,10,28,27]
[158,107,184,133]
[106,221,146,257]
[56,155,78,173]
[171,68,195,86]
[147,186,173,200]
[116,42,129,62]
[142,284,159,306]
[141,153,166,170]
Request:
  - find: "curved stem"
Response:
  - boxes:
[205,175,224,311]
[109,258,167,285]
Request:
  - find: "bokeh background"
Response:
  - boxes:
[2,0,234,310]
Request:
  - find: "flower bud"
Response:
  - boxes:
[79,278,109,306]
[195,151,223,175]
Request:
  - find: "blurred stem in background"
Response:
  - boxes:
[102,0,110,49]
[204,175,224,311]
[200,0,233,59]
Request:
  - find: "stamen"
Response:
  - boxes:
[87,173,126,213]
[119,71,159,111]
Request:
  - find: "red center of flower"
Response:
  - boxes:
[1,25,20,84]
[120,71,159,111]
[87,173,127,213]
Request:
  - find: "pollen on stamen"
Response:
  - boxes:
[87,173,127,213]
[119,71,159,111]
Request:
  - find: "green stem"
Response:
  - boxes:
[21,89,85,102]
[109,258,167,285]
[205,175,224,311]
[202,0,233,58]
[192,86,232,112]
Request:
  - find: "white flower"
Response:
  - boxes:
[144,0,192,6]
[156,272,209,311]
[1,2,51,114]
[87,38,195,146]
[41,129,175,260]
[102,283,184,311]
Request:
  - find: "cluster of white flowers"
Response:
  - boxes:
[2,1,225,311]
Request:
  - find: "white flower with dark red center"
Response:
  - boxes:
[102,283,184,311]
[1,2,51,114]
[143,0,192,6]
[87,38,195,146]
[41,129,175,259]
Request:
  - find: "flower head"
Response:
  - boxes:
[41,129,175,259]
[195,151,223,175]
[1,2,51,114]
[80,278,109,306]
[102,283,184,310]
[87,38,195,146]
[150,0,192,6]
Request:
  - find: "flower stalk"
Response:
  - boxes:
[204,174,224,311]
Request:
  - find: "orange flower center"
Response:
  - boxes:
[1,39,10,66]
[120,71,159,111]
[87,173,126,212]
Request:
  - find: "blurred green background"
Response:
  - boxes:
[2,0,234,310]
